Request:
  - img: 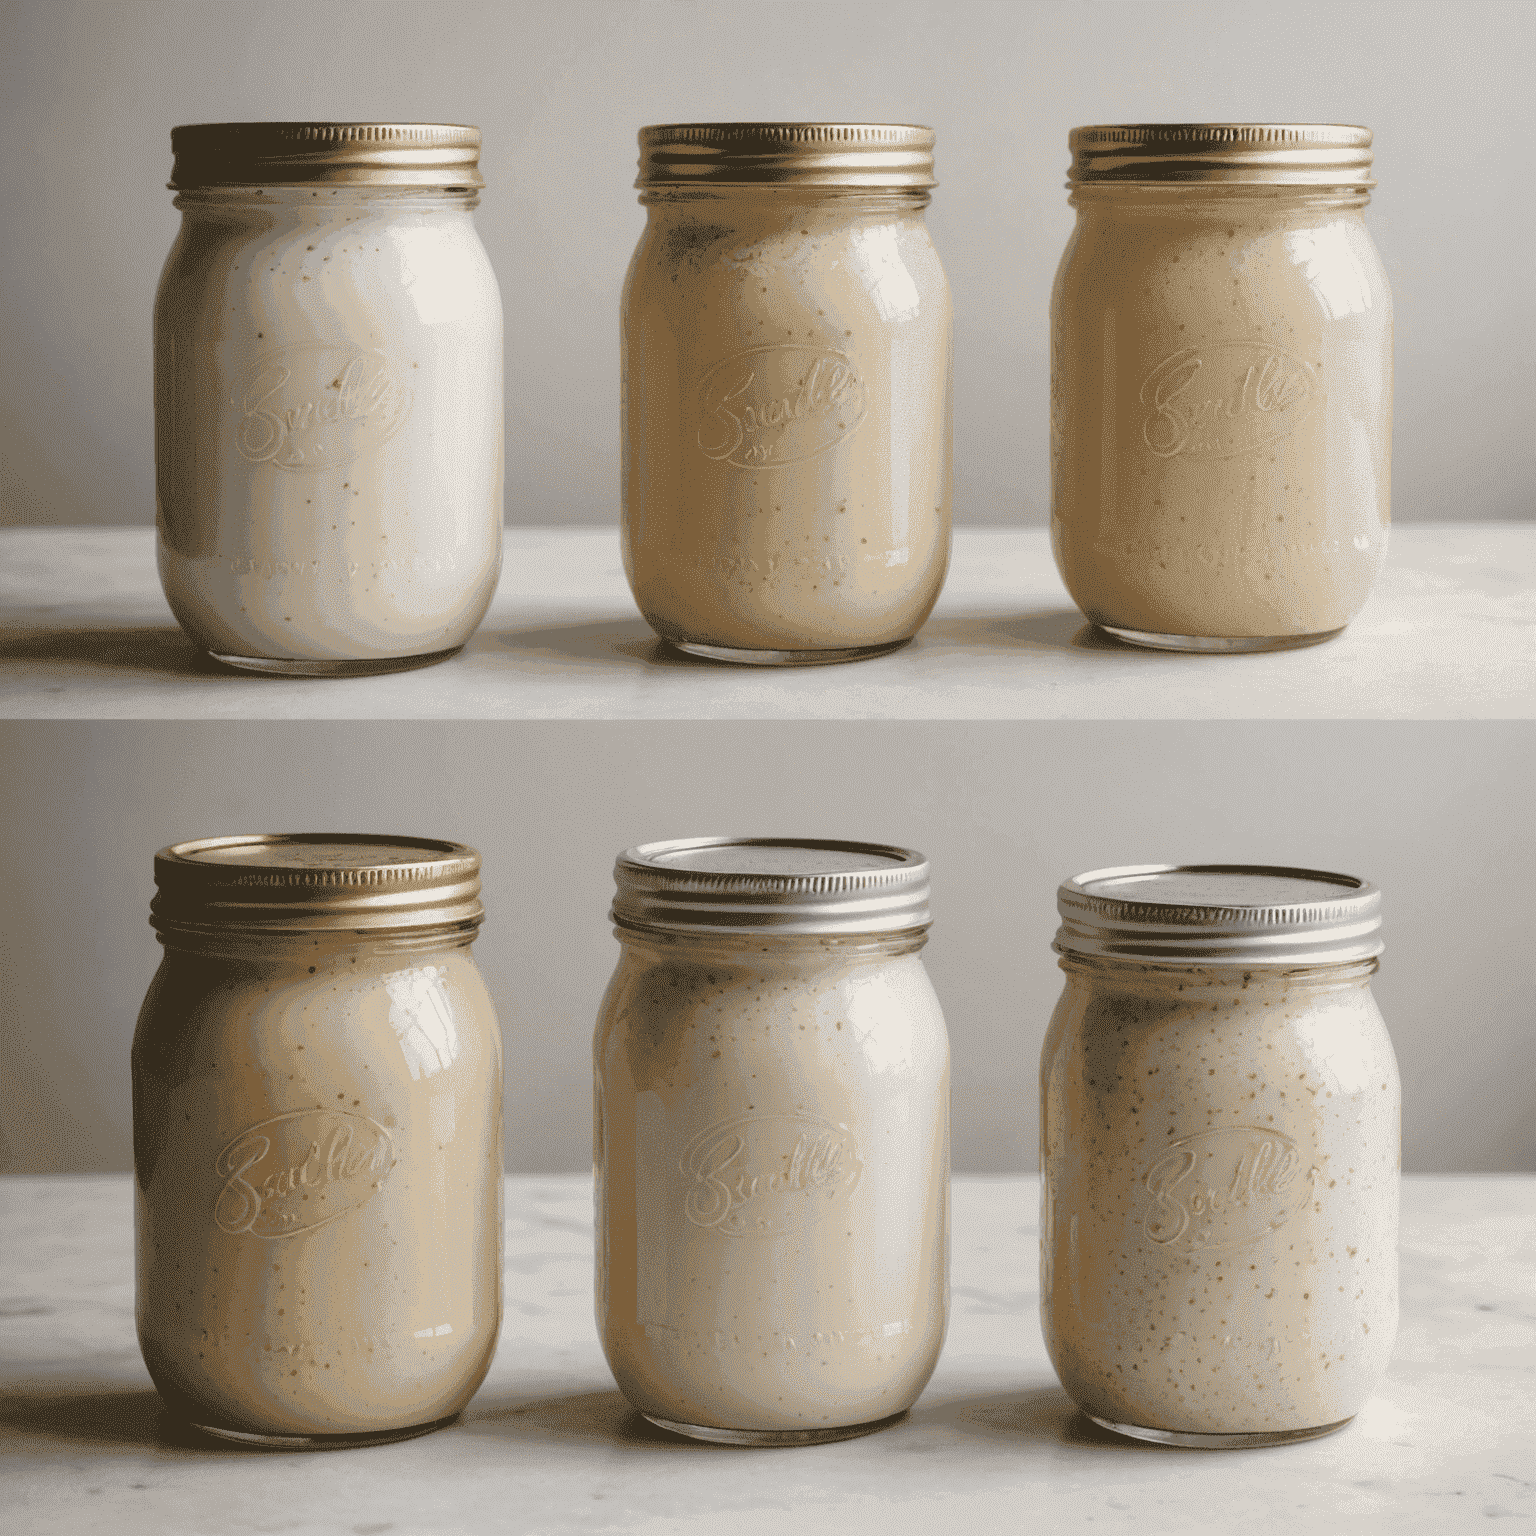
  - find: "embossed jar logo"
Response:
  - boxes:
[1139,1128,1317,1252]
[697,346,867,469]
[682,1113,863,1237]
[1140,343,1319,459]
[234,346,412,471]
[213,1109,395,1238]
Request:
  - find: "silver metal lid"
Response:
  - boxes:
[612,837,931,935]
[1055,864,1381,967]
[152,834,483,935]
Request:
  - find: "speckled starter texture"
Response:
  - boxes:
[595,931,949,1432]
[1041,959,1399,1435]
[622,193,952,652]
[1051,189,1392,640]
[132,935,502,1436]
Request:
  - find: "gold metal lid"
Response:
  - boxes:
[637,123,936,189]
[1068,124,1374,186]
[1055,864,1382,967]
[151,834,483,936]
[168,123,484,190]
[612,837,931,935]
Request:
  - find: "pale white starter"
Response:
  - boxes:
[155,185,502,668]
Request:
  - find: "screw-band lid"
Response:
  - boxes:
[637,123,936,189]
[152,834,483,936]
[1068,123,1374,187]
[612,837,931,935]
[169,122,484,189]
[1055,864,1382,967]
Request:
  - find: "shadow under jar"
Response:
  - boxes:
[622,124,953,665]
[132,835,503,1448]
[594,838,950,1443]
[1040,865,1399,1448]
[154,124,503,675]
[1050,125,1392,651]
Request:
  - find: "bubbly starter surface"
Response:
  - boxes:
[1040,963,1399,1435]
[154,189,503,663]
[595,937,950,1432]
[622,197,952,652]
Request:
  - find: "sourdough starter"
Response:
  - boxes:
[156,165,502,670]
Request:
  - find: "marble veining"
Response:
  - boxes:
[1,1174,1532,1535]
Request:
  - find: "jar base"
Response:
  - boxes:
[1088,1413,1354,1449]
[669,638,912,667]
[643,1409,907,1446]
[186,1413,459,1450]
[1096,624,1346,654]
[206,646,464,677]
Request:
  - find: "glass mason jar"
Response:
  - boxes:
[1040,865,1399,1447]
[622,124,953,665]
[594,838,950,1443]
[154,123,503,675]
[1050,125,1392,651]
[132,834,503,1447]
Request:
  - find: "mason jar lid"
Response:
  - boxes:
[637,123,936,189]
[1068,123,1374,187]
[1055,864,1382,967]
[612,837,931,935]
[151,834,483,936]
[168,123,484,190]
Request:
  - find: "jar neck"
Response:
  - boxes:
[1057,950,1378,994]
[172,184,480,216]
[613,923,929,965]
[155,920,480,962]
[1068,182,1371,215]
[640,185,930,215]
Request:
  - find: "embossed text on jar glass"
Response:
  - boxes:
[132,835,503,1447]
[154,124,503,675]
[1050,125,1392,651]
[622,125,953,665]
[1040,865,1400,1448]
[594,838,950,1443]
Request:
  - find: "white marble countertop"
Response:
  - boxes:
[1,524,1531,719]
[2,1174,1531,1536]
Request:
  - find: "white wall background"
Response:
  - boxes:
[1,719,1531,1175]
[1,0,1532,530]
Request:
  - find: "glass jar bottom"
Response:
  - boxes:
[644,1409,907,1446]
[670,638,912,667]
[207,646,464,677]
[1089,1413,1353,1449]
[188,1413,459,1450]
[1096,624,1346,654]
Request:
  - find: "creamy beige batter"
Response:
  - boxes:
[155,185,502,668]
[1051,187,1391,643]
[1041,958,1399,1436]
[595,930,949,1433]
[134,934,502,1438]
[622,192,952,656]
